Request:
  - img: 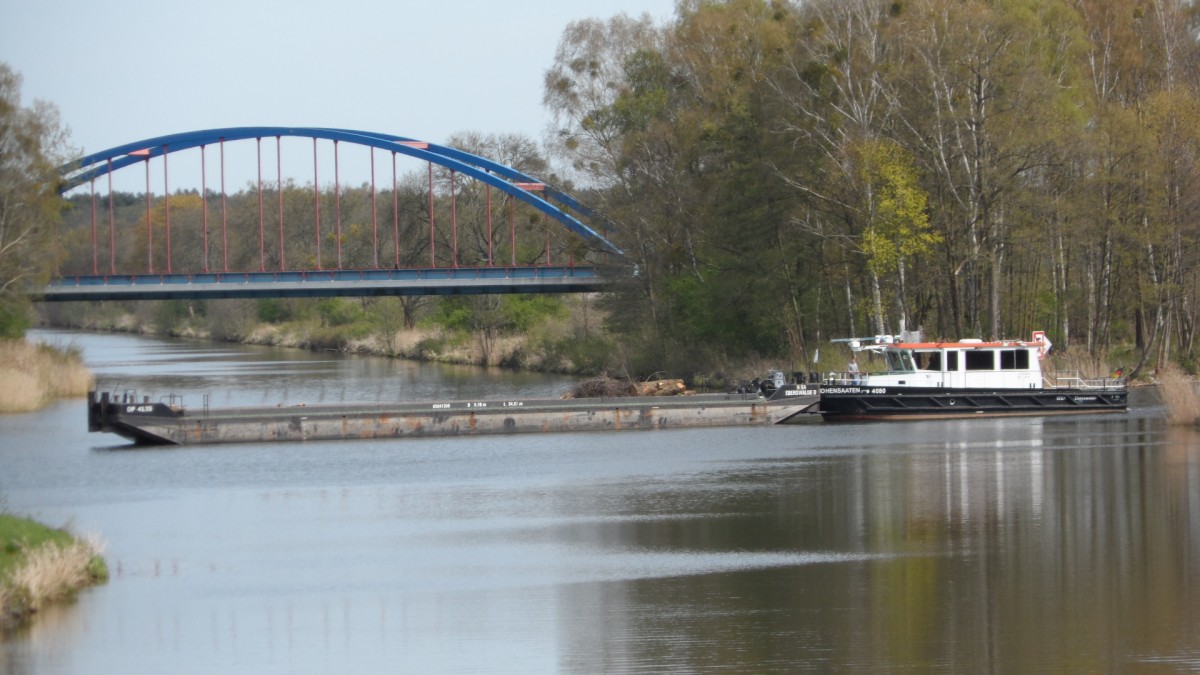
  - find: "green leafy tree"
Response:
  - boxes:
[855,139,937,335]
[0,63,73,337]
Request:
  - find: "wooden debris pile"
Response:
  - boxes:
[564,375,688,399]
[633,378,686,396]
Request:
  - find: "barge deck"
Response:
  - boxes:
[88,387,822,446]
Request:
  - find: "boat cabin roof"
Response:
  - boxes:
[867,340,1038,351]
[842,331,1053,358]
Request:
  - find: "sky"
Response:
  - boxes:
[1,0,678,191]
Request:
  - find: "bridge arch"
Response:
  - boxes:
[59,126,621,256]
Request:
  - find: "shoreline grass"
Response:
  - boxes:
[1157,366,1200,427]
[0,512,107,630]
[0,339,94,413]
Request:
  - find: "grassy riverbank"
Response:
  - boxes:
[0,511,107,630]
[44,296,631,376]
[0,339,94,413]
[38,297,1171,393]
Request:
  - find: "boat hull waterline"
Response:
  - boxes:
[88,387,822,446]
[818,386,1127,421]
[820,330,1129,421]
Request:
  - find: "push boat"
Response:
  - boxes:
[818,331,1128,421]
[87,379,820,446]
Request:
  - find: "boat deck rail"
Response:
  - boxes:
[823,372,861,387]
[816,370,1128,391]
[1045,372,1126,390]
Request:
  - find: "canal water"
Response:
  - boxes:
[1,330,1197,673]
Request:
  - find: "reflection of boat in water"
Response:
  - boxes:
[87,384,820,446]
[819,331,1127,421]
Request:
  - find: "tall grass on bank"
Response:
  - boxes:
[1158,366,1200,427]
[0,513,108,629]
[1044,349,1121,381]
[0,339,93,413]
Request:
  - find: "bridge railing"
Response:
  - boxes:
[48,265,598,288]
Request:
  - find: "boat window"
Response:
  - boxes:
[965,350,994,371]
[885,351,901,372]
[923,351,941,371]
[999,349,1031,370]
[913,351,938,370]
[946,351,959,371]
[885,350,916,372]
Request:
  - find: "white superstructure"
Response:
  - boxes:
[847,332,1053,390]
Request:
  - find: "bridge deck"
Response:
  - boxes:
[41,266,604,301]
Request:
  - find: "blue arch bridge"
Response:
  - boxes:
[43,127,622,301]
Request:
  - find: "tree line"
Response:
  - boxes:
[544,0,1200,377]
[6,0,1200,379]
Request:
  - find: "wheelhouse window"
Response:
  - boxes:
[946,351,959,371]
[965,350,994,371]
[999,349,1030,370]
[885,350,916,372]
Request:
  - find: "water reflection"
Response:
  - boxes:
[1,332,1197,672]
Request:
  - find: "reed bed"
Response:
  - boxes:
[0,339,93,413]
[1157,366,1200,427]
[0,514,107,629]
[1044,349,1120,381]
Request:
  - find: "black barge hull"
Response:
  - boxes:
[819,386,1127,421]
[88,388,821,446]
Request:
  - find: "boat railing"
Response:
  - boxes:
[823,371,865,386]
[1046,372,1126,390]
[159,393,186,411]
